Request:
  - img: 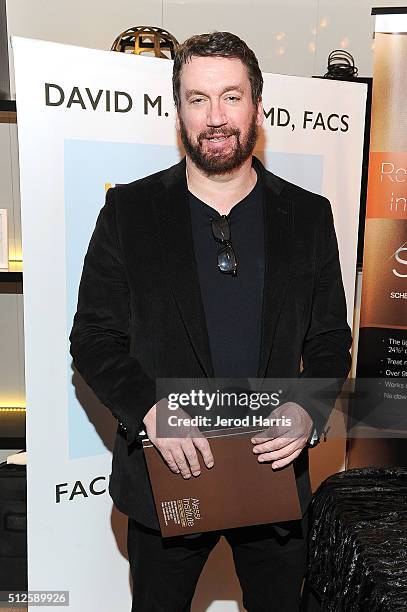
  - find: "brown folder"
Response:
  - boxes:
[143,428,302,537]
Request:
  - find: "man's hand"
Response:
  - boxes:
[143,400,214,479]
[251,402,314,469]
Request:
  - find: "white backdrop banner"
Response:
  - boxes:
[12,36,366,611]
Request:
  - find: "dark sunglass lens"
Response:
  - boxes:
[211,216,230,242]
[218,246,237,274]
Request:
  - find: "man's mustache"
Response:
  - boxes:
[198,128,240,142]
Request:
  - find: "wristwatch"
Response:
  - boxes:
[308,428,319,447]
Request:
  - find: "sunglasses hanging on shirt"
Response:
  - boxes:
[211,215,238,276]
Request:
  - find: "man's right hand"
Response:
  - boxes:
[143,401,214,479]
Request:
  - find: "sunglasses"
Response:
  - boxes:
[211,215,238,276]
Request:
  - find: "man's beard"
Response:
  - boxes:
[179,111,258,176]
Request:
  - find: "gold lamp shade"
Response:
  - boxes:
[111,26,179,59]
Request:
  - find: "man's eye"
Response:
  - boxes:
[191,98,204,104]
[226,96,240,102]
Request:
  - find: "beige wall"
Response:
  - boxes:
[5,0,407,96]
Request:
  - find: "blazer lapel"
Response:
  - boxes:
[153,158,215,378]
[254,158,293,378]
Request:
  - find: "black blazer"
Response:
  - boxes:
[69,155,352,530]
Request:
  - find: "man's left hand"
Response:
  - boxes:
[250,402,314,469]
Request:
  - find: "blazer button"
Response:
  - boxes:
[118,420,127,431]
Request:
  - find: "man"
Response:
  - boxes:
[69,31,352,611]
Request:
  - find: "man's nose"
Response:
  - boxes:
[207,100,227,127]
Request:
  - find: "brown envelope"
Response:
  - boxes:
[143,428,302,537]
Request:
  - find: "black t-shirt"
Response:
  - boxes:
[188,176,265,379]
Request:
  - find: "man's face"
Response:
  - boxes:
[176,56,263,176]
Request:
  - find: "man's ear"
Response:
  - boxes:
[175,112,180,131]
[256,97,264,127]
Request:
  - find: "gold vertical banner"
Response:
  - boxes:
[349,10,407,467]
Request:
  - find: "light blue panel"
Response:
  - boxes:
[260,150,324,195]
[65,140,181,459]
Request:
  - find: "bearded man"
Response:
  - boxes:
[70,31,351,612]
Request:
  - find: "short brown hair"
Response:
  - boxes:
[172,31,263,110]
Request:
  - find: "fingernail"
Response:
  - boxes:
[207,461,214,468]
[192,471,201,477]
[183,474,191,479]
[251,439,256,443]
[258,457,264,462]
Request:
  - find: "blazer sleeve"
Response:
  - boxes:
[69,187,156,446]
[291,197,352,441]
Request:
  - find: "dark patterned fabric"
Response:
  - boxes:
[306,467,407,611]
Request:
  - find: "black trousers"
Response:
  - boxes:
[127,512,309,612]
